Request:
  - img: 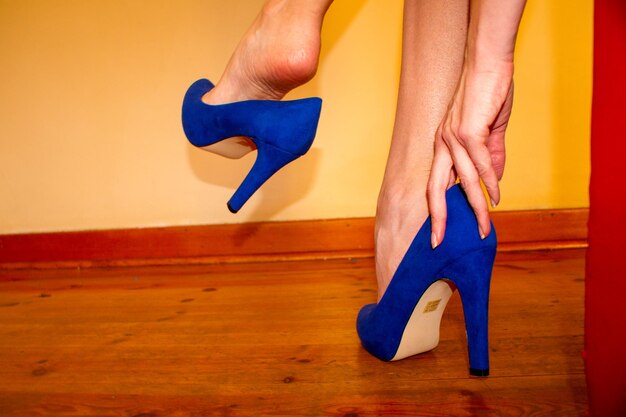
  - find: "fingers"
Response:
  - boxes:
[486,131,506,180]
[428,66,513,246]
[444,135,492,240]
[427,134,454,249]
[430,123,495,247]
[433,113,497,239]
[442,131,492,239]
[461,131,501,207]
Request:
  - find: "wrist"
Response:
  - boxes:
[466,43,514,77]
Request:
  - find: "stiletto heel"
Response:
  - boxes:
[227,142,299,213]
[182,79,322,212]
[356,184,497,376]
[442,249,493,376]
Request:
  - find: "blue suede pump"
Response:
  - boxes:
[357,184,497,376]
[182,79,322,213]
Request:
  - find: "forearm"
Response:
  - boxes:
[467,0,526,69]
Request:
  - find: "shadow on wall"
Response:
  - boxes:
[186,145,321,219]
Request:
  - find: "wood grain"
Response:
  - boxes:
[0,251,587,416]
[0,209,588,269]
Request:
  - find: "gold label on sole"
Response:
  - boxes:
[423,299,442,313]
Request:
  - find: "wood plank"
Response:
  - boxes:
[0,251,587,415]
[0,375,587,417]
[0,208,588,269]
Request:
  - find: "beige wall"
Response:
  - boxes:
[0,0,592,234]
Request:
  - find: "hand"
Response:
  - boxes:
[427,62,513,247]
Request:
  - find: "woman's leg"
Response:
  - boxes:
[375,0,469,299]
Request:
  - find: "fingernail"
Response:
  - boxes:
[431,232,438,249]
[479,227,486,240]
[490,198,497,209]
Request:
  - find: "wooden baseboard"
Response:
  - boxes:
[0,208,588,269]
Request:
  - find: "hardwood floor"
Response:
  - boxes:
[0,250,587,416]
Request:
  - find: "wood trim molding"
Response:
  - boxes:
[0,208,588,269]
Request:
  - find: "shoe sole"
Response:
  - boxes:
[391,280,454,361]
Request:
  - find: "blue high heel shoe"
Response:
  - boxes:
[182,79,322,213]
[357,184,497,376]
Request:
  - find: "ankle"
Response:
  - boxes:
[374,182,430,300]
[377,175,428,215]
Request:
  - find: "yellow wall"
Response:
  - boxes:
[0,0,591,234]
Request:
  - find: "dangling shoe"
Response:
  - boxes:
[356,184,497,376]
[182,79,322,213]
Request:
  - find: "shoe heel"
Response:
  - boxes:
[444,248,496,377]
[227,143,298,213]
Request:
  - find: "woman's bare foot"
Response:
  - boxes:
[200,0,331,158]
[205,0,324,103]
